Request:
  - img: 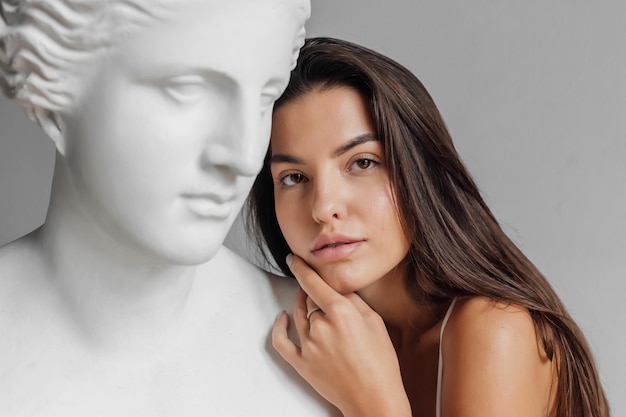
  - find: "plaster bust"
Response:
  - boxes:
[0,1,336,415]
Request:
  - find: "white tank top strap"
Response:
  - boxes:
[436,298,457,417]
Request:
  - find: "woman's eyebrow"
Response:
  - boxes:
[270,133,377,165]
[270,153,302,164]
[332,133,377,158]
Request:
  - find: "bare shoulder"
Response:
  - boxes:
[444,296,552,368]
[447,296,540,346]
[441,296,555,417]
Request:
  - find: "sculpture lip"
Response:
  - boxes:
[181,194,233,219]
[180,191,236,204]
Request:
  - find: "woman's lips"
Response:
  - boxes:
[311,240,364,262]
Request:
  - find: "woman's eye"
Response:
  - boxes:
[280,173,306,186]
[350,158,378,171]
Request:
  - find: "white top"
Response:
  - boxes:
[436,298,457,417]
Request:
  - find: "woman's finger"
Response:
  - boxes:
[305,295,318,311]
[272,311,302,365]
[287,254,342,311]
[292,288,310,336]
[344,292,376,316]
[305,295,324,319]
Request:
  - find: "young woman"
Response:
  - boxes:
[248,37,610,417]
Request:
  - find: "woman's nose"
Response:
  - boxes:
[311,177,347,224]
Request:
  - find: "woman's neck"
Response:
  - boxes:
[357,266,447,351]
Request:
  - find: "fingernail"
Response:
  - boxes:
[286,253,293,266]
[275,310,287,323]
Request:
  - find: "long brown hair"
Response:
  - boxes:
[247,37,609,417]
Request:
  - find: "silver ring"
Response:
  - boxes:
[306,306,322,320]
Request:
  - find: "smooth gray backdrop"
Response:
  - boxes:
[1,0,624,414]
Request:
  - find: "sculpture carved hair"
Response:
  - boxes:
[0,0,307,128]
[0,0,172,124]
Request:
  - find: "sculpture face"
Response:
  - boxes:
[59,0,307,264]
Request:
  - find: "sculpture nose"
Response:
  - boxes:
[202,93,267,177]
[203,142,261,178]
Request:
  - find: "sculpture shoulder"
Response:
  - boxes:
[174,247,337,417]
[0,234,37,270]
[0,234,44,299]
[0,242,338,417]
[194,245,299,310]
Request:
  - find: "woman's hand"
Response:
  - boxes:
[272,254,411,417]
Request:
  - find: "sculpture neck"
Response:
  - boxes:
[33,152,197,352]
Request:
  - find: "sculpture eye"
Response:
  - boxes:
[260,86,281,113]
[163,75,206,103]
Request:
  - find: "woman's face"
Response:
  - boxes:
[59,0,306,264]
[270,87,411,294]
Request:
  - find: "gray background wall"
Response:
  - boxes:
[1,0,624,413]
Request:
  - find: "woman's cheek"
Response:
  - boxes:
[276,204,298,249]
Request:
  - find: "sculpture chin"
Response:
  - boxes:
[88,205,242,267]
[159,242,224,267]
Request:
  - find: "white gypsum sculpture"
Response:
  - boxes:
[0,1,335,416]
